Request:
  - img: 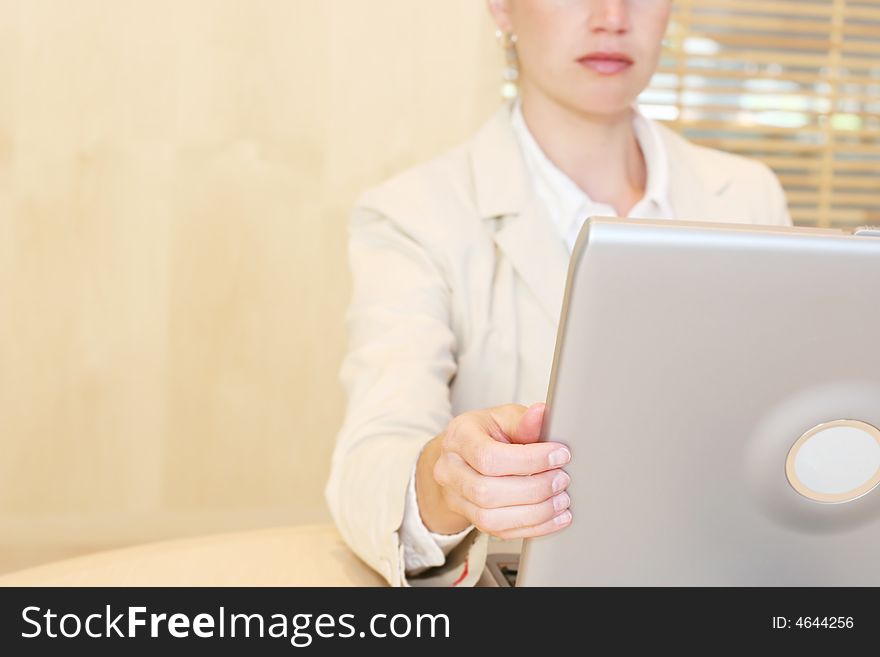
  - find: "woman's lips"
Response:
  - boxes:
[577,52,634,75]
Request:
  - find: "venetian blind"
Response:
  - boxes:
[638,0,880,228]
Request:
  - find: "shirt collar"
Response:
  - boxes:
[631,107,672,215]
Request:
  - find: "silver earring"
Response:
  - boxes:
[495,29,519,100]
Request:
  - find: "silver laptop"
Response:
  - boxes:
[496,218,880,586]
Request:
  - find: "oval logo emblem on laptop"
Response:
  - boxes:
[786,420,880,503]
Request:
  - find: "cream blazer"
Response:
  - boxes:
[325,103,792,587]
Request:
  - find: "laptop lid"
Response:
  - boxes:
[517,218,880,586]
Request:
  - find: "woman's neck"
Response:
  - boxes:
[519,89,647,217]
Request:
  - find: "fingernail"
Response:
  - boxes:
[552,492,570,512]
[551,470,570,493]
[555,510,572,526]
[548,447,571,467]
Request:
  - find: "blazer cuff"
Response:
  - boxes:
[399,461,473,576]
[399,527,489,588]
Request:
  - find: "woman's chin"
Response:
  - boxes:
[524,82,641,118]
[566,95,639,118]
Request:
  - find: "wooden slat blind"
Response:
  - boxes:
[638,0,880,228]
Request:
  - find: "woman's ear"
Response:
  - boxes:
[487,0,514,34]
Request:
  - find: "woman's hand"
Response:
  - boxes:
[415,402,572,539]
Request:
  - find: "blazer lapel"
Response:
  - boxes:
[493,198,570,324]
[468,105,571,324]
[658,123,736,221]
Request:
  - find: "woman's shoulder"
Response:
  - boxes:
[356,141,477,223]
[352,106,517,241]
[349,141,490,259]
[654,119,779,186]
[652,119,789,225]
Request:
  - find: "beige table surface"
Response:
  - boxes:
[0,524,388,587]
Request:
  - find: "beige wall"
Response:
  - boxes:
[0,0,500,570]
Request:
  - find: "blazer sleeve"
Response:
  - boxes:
[325,202,486,587]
